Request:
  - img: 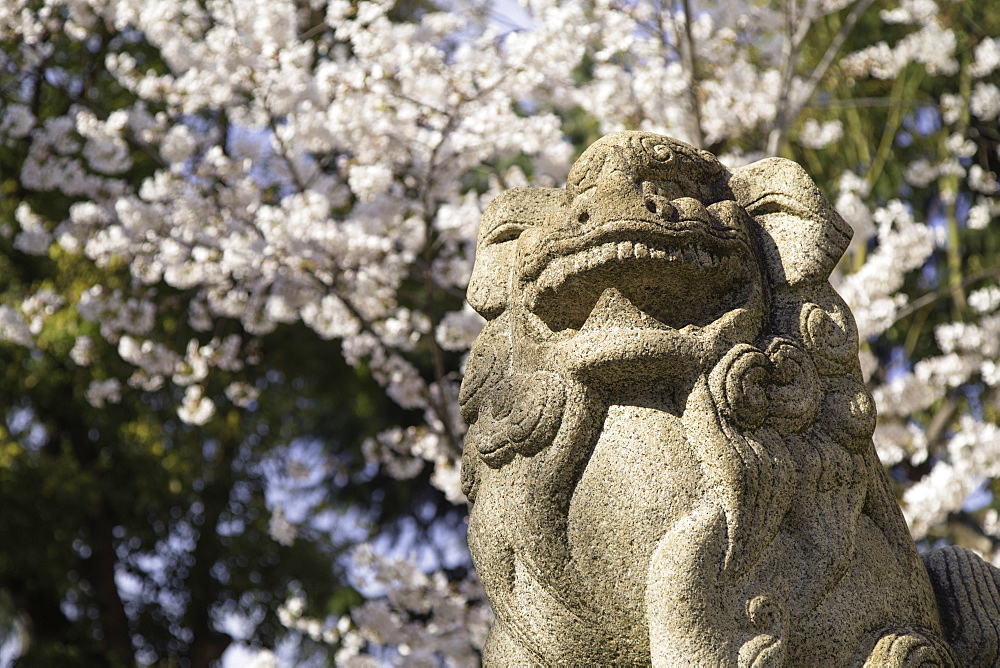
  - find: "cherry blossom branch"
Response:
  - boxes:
[892,266,1000,324]
[768,0,817,155]
[766,0,875,155]
[676,0,705,148]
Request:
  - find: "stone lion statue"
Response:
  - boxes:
[459,132,1000,666]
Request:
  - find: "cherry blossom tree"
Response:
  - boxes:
[0,0,997,664]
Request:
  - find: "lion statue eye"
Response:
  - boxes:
[571,167,599,197]
[483,222,529,246]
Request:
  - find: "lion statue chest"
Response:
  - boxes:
[567,403,701,617]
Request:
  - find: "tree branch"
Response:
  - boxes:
[892,266,1000,324]
[767,0,875,155]
[676,0,705,148]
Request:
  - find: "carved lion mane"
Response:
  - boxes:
[460,133,995,666]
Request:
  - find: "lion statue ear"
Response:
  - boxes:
[467,187,564,319]
[729,158,853,286]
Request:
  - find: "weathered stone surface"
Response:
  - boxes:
[460,131,999,666]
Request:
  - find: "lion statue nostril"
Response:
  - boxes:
[578,211,590,223]
[644,197,676,220]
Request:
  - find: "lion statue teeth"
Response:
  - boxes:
[460,132,1000,666]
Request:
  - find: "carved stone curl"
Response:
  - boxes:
[475,370,566,468]
[709,338,820,434]
[460,132,998,666]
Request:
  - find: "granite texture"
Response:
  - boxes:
[460,132,999,666]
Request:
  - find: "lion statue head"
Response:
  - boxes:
[459,132,960,666]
